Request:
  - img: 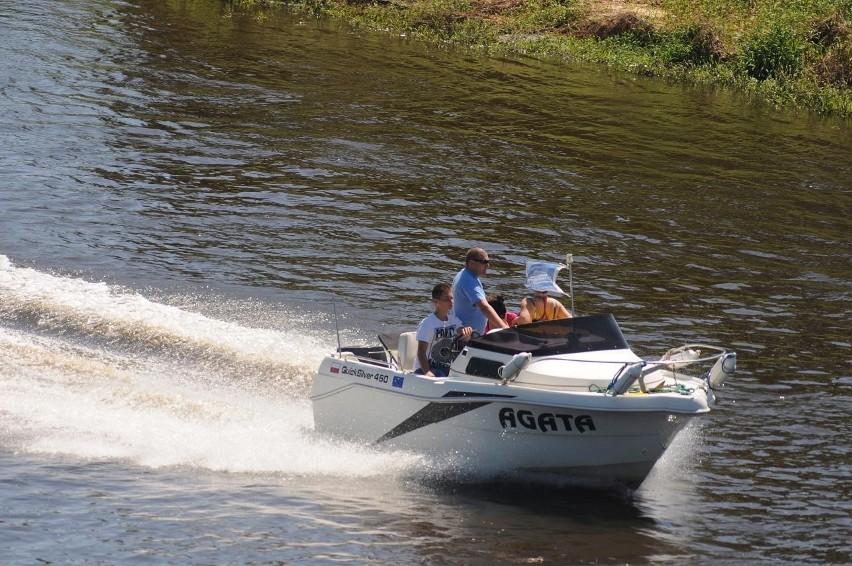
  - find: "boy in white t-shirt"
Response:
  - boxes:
[415,283,473,377]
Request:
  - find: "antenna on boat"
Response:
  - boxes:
[332,294,342,354]
[565,253,575,315]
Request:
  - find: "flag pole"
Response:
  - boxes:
[565,253,575,315]
[332,294,342,354]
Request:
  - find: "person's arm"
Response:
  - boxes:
[416,340,433,376]
[515,297,533,326]
[553,299,573,319]
[476,299,508,330]
[457,326,473,341]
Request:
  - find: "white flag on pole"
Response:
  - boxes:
[524,261,568,297]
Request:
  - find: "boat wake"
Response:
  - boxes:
[0,255,422,477]
[0,255,331,395]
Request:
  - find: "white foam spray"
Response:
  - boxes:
[0,255,423,477]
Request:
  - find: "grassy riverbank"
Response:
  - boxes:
[240,0,851,117]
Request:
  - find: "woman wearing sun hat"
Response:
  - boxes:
[514,261,573,326]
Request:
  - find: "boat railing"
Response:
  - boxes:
[606,345,736,395]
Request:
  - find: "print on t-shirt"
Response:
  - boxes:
[428,325,462,374]
[415,312,465,376]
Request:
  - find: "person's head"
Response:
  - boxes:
[431,283,454,315]
[464,247,491,276]
[487,293,507,319]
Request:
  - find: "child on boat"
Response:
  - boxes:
[485,293,518,332]
[415,283,473,377]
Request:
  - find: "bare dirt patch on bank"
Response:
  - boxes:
[579,0,665,22]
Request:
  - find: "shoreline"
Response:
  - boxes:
[237,0,851,119]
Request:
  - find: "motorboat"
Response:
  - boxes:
[311,313,736,490]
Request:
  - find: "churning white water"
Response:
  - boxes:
[0,255,422,476]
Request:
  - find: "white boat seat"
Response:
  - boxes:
[397,331,417,372]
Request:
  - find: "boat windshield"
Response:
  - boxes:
[470,314,629,356]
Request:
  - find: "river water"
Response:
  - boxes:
[1,0,850,564]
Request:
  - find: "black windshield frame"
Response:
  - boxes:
[470,314,630,356]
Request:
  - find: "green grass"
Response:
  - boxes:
[233,0,852,117]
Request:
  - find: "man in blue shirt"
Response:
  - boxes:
[452,247,509,335]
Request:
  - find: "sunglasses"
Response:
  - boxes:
[471,258,491,265]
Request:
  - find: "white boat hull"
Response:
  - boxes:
[311,315,731,490]
[312,357,708,490]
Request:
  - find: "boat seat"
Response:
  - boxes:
[397,331,418,372]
